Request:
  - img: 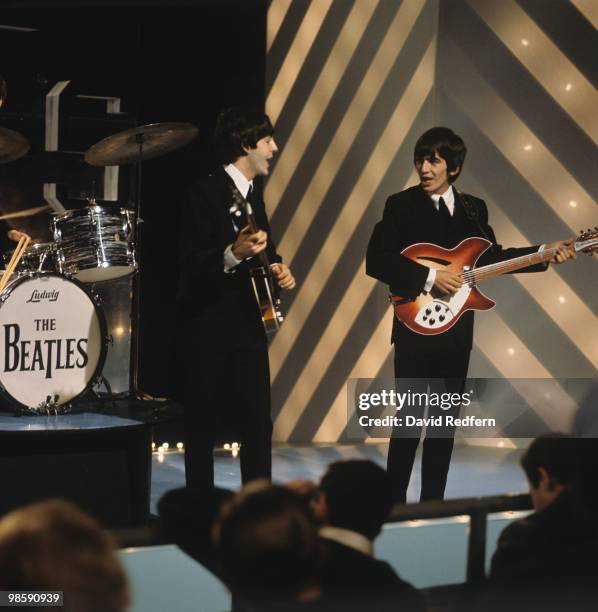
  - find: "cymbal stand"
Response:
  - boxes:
[128,132,164,405]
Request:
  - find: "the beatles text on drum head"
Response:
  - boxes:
[0,274,105,409]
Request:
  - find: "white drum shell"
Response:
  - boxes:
[53,206,137,283]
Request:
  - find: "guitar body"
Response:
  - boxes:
[249,266,283,333]
[230,186,284,334]
[391,237,496,335]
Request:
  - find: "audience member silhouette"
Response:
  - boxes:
[313,460,425,610]
[0,499,129,612]
[486,434,598,611]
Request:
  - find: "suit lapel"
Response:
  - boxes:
[211,168,240,243]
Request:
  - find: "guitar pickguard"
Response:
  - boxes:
[414,284,472,330]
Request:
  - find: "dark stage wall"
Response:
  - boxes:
[1,0,268,396]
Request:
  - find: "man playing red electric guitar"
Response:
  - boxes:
[366,127,575,504]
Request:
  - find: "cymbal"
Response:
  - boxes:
[0,127,30,163]
[84,122,198,167]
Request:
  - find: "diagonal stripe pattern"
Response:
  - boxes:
[266,0,598,443]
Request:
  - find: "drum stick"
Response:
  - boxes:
[0,204,51,221]
[0,235,30,293]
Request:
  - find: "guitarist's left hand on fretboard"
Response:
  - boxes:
[544,237,577,264]
[232,225,268,260]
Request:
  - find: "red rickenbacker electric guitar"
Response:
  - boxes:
[231,187,284,334]
[390,228,598,335]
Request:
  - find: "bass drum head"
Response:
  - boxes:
[0,273,107,410]
[76,265,135,283]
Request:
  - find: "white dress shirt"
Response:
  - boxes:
[423,185,455,292]
[319,526,374,557]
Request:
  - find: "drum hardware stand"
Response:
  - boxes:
[32,394,63,416]
[129,133,162,406]
[84,122,198,408]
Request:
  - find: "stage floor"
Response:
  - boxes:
[150,442,528,513]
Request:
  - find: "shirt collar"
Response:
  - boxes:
[430,185,455,214]
[319,526,373,557]
[224,163,253,199]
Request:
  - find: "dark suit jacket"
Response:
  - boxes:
[483,492,598,611]
[320,537,425,611]
[366,185,545,352]
[157,486,234,575]
[177,167,282,347]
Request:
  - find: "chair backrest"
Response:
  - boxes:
[377,511,529,588]
[119,544,230,612]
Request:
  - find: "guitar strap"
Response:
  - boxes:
[456,188,499,256]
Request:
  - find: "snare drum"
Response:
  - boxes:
[0,273,107,410]
[2,242,57,276]
[53,206,137,283]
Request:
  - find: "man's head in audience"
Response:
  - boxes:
[213,481,322,604]
[315,460,392,540]
[0,499,129,612]
[521,433,581,511]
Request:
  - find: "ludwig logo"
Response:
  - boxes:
[26,289,60,303]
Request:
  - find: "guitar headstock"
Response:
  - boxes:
[229,185,249,221]
[576,227,598,256]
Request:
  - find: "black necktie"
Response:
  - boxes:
[438,196,452,222]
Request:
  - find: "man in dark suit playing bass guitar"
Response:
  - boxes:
[366,127,575,504]
[177,106,295,493]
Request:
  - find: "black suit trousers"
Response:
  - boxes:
[388,343,470,503]
[183,328,272,492]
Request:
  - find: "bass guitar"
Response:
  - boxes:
[390,229,598,335]
[230,186,284,334]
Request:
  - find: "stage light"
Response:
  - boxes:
[157,446,164,454]
[162,442,169,450]
[523,144,533,151]
[569,200,577,208]
[507,348,515,356]
[232,442,239,449]
[224,443,231,450]
[521,38,529,46]
[113,326,125,337]
[151,442,156,450]
[176,442,184,450]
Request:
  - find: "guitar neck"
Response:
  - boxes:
[468,247,558,284]
[245,205,271,269]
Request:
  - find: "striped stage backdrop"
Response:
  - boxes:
[265,0,598,444]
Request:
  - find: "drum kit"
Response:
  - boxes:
[0,122,198,414]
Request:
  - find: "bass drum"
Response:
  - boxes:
[0,273,107,411]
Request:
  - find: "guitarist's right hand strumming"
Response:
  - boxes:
[432,269,463,296]
[232,225,268,259]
